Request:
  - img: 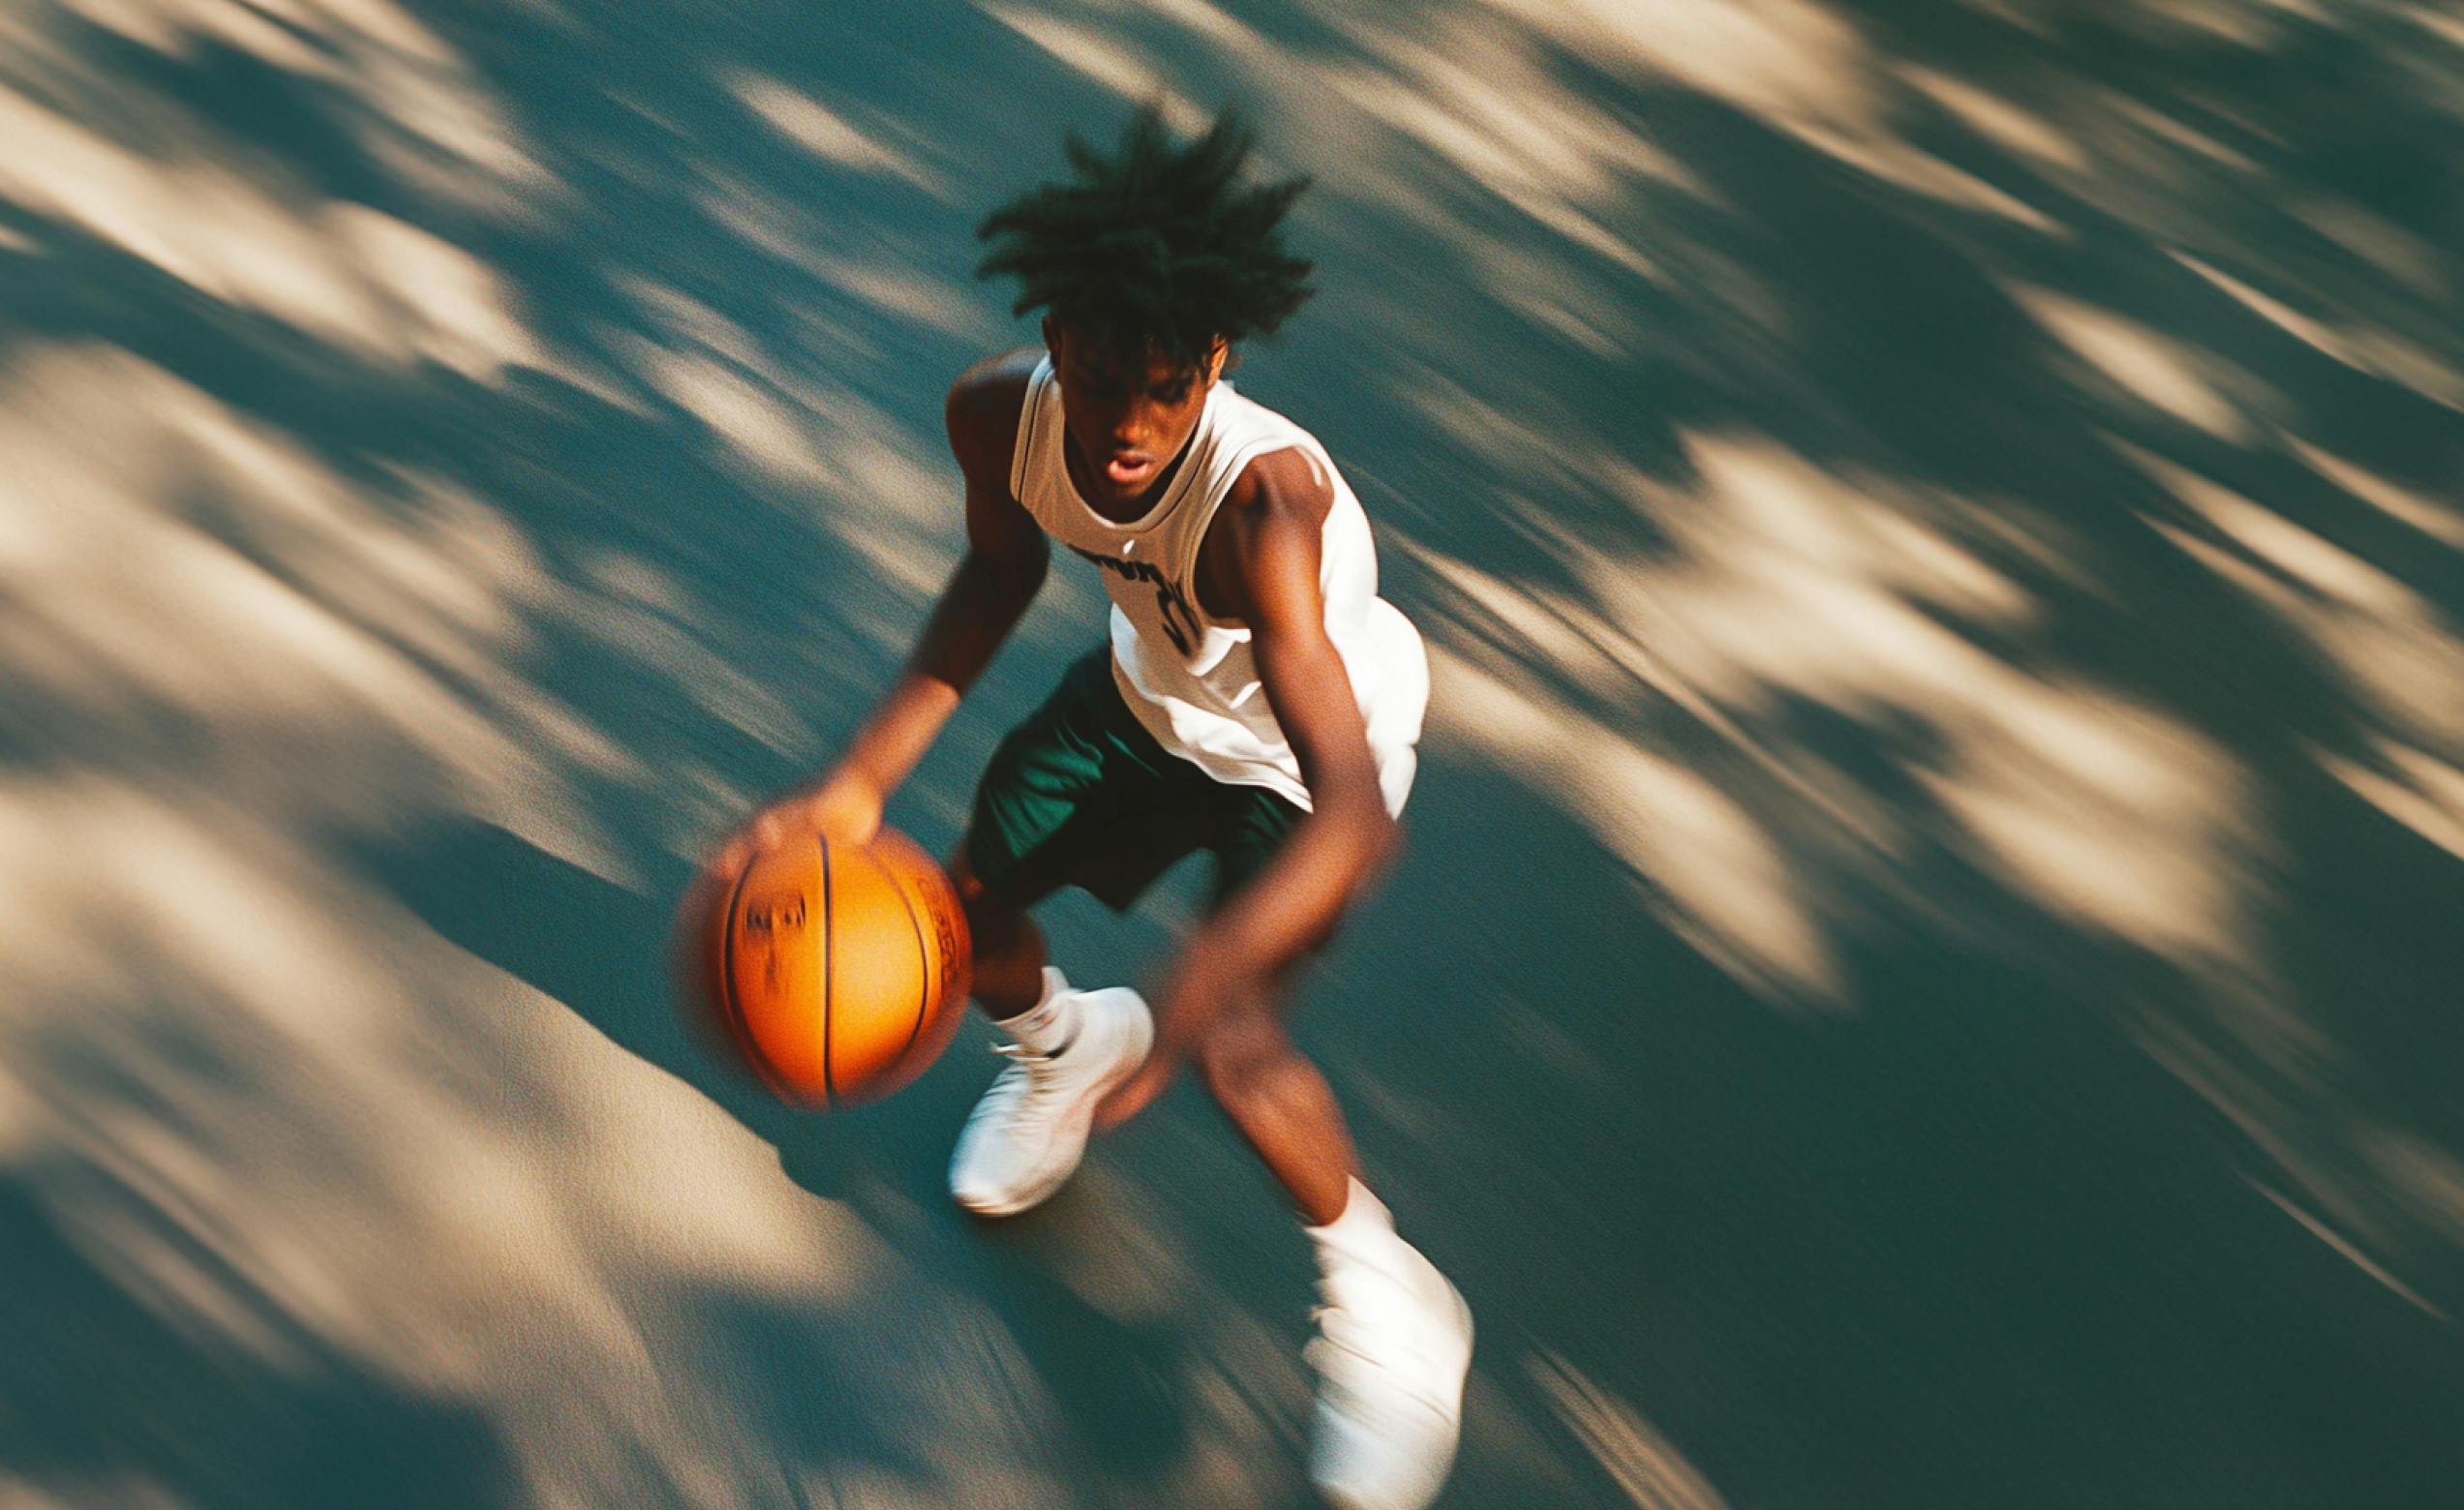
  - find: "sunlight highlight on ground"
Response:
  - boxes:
[2009,285,2248,438]
[1488,0,1880,132]
[593,266,976,612]
[726,72,954,198]
[1529,1350,1729,1510]
[5,0,2460,1499]
[1426,629,1844,1003]
[1414,428,2270,1014]
[0,78,538,378]
[0,325,1193,1503]
[41,0,561,219]
[0,1,1326,1489]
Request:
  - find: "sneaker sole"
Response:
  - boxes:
[1310,1278,1475,1510]
[953,998,1153,1218]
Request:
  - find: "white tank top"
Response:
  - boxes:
[1008,354,1428,815]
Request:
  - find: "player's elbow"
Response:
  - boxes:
[963,535,1047,607]
[1368,807,1403,871]
[1328,792,1401,874]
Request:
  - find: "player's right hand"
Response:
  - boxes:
[714,770,885,876]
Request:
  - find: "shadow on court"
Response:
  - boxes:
[1,0,2460,1504]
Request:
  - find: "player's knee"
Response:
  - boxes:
[1196,1018,1291,1104]
[952,861,1009,933]
[965,891,1032,963]
[958,880,999,934]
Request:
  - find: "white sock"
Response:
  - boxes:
[990,966,1078,1054]
[1305,1178,1405,1267]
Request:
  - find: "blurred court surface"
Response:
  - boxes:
[2,1,2460,1504]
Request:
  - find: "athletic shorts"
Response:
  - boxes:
[965,647,1304,915]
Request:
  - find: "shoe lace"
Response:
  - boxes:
[976,1042,1066,1120]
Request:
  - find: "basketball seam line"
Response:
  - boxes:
[820,835,836,1111]
[873,845,933,1063]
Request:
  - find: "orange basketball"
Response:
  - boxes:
[693,828,972,1109]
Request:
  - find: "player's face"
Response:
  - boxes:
[1045,318,1227,509]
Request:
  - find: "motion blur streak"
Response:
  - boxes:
[4,0,2462,1504]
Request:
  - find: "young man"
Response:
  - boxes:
[723,108,1469,1509]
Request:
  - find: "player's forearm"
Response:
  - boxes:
[1203,790,1398,979]
[838,546,1044,793]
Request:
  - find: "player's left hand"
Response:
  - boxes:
[1092,942,1244,1130]
[1092,1046,1177,1131]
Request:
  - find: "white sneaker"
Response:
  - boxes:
[948,985,1152,1216]
[1307,1191,1475,1510]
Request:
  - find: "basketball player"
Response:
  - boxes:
[717,108,1469,1509]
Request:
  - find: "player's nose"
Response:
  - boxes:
[1118,404,1174,445]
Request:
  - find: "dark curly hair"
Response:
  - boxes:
[976,105,1315,369]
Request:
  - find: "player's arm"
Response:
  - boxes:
[1199,448,1399,966]
[724,350,1048,855]
[1095,448,1398,1126]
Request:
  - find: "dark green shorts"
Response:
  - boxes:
[965,648,1303,915]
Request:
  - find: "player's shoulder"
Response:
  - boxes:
[1224,435,1336,529]
[947,346,1045,414]
[944,346,1046,477]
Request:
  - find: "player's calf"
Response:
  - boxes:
[1192,1023,1473,1510]
[952,861,1049,1018]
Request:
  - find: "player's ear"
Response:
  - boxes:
[1204,337,1230,385]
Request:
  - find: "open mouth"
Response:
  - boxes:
[1104,454,1157,487]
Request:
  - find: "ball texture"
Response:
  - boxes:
[696,828,971,1108]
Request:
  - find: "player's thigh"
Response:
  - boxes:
[1205,787,1309,919]
[961,649,1184,914]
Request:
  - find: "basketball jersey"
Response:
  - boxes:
[1007,353,1428,815]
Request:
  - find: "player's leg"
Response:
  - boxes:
[1192,794,1358,1221]
[1190,970,1355,1222]
[945,648,1182,1216]
[945,842,1048,1017]
[1202,795,1473,1510]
